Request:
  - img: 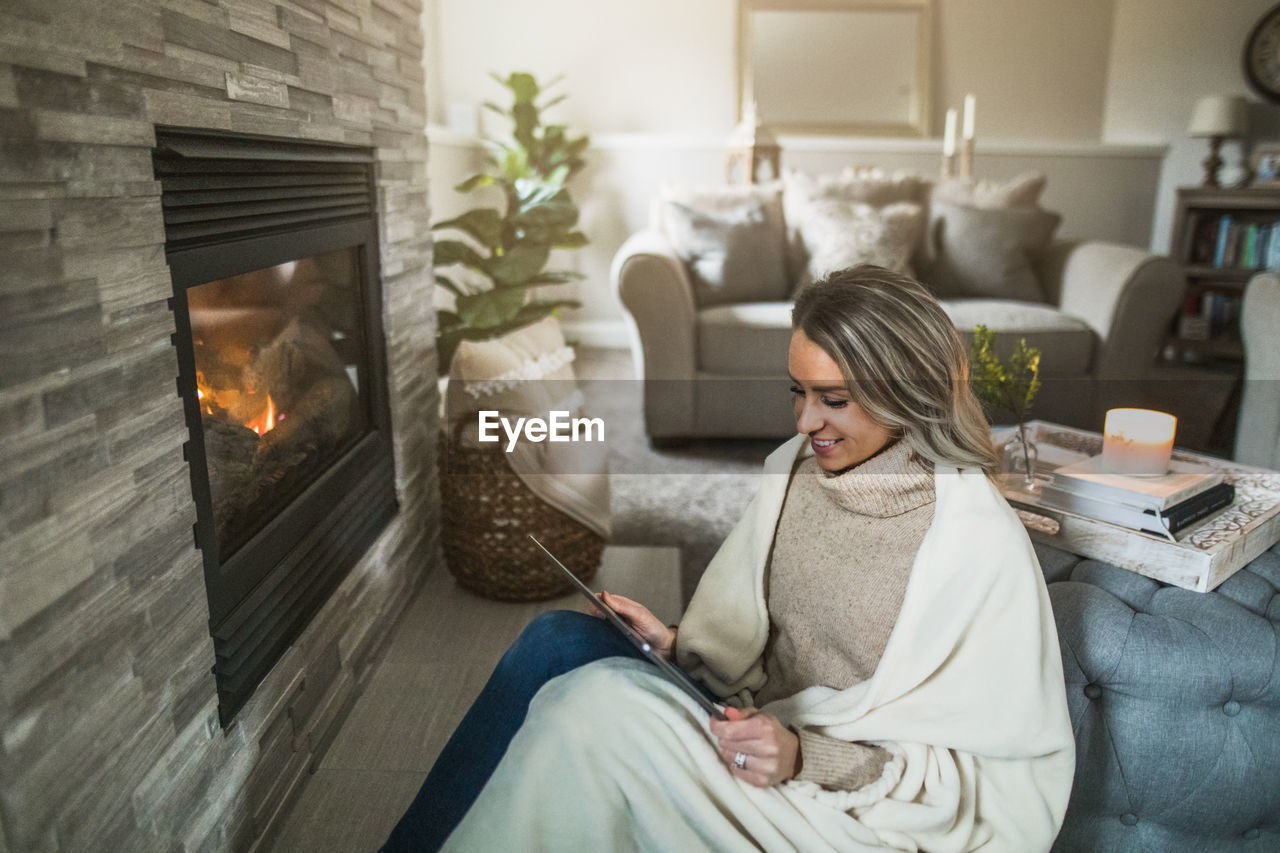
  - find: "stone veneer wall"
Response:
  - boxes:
[0,1,437,850]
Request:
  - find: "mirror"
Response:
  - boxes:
[739,0,933,137]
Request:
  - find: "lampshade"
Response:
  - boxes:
[1188,95,1247,138]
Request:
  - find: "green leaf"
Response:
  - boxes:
[511,102,538,150]
[512,197,577,230]
[512,298,579,326]
[455,173,496,193]
[456,287,526,328]
[499,145,530,182]
[481,100,506,118]
[436,309,462,329]
[486,243,550,286]
[436,323,505,377]
[523,270,586,286]
[551,230,588,249]
[967,324,1041,420]
[432,208,504,249]
[434,273,466,298]
[433,239,488,273]
[505,72,539,103]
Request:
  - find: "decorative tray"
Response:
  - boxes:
[993,421,1280,592]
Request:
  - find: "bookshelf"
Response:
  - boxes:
[1168,186,1280,368]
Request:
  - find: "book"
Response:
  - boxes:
[1243,223,1259,268]
[1190,214,1221,265]
[1222,222,1243,267]
[1036,481,1236,540]
[1213,214,1232,266]
[1269,222,1280,269]
[1257,224,1271,269]
[1050,456,1225,511]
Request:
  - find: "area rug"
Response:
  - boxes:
[576,349,784,601]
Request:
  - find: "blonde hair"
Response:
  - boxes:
[792,265,998,474]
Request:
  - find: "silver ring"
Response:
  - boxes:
[733,751,747,770]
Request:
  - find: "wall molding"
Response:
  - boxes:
[428,125,1168,160]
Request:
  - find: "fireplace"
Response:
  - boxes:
[155,128,399,724]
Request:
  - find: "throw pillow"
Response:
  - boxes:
[932,171,1048,209]
[793,200,925,293]
[924,201,1061,303]
[447,315,610,536]
[782,168,930,280]
[658,180,786,245]
[662,199,789,307]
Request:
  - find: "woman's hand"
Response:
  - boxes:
[588,591,676,660]
[710,707,801,788]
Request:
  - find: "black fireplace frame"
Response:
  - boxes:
[155,127,399,725]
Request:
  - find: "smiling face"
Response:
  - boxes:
[788,329,895,472]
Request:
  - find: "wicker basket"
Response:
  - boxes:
[438,416,604,600]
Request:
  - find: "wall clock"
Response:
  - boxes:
[1245,3,1280,103]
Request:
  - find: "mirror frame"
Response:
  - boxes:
[737,0,934,137]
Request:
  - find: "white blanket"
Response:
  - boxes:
[445,435,1075,852]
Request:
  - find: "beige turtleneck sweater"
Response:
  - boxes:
[754,439,936,792]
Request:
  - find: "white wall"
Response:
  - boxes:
[424,0,738,135]
[1103,0,1280,251]
[425,0,1116,141]
[936,0,1116,140]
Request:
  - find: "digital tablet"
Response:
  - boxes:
[529,535,728,721]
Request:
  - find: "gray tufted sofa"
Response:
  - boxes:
[1037,540,1280,851]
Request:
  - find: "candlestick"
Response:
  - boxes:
[943,109,956,156]
[963,94,975,140]
[1101,408,1177,476]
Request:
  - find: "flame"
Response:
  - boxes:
[195,369,283,436]
[246,394,279,436]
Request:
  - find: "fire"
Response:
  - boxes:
[197,373,284,436]
[245,394,280,436]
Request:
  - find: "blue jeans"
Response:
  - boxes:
[379,609,651,852]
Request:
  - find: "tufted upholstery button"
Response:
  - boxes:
[1083,683,1103,700]
[1224,700,1242,716]
[1243,828,1260,839]
[1120,813,1138,826]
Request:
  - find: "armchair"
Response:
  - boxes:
[1235,271,1280,467]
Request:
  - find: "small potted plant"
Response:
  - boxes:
[969,324,1042,490]
[432,71,590,375]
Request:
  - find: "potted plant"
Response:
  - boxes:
[969,324,1042,490]
[432,71,590,375]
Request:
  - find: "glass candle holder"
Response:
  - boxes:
[1101,408,1176,476]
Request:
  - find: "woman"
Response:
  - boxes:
[384,266,1074,852]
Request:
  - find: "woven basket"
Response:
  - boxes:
[438,416,604,600]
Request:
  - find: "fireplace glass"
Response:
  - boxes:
[189,249,368,558]
[155,126,398,725]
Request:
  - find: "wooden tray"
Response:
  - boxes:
[993,421,1280,592]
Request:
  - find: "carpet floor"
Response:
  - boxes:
[575,347,785,601]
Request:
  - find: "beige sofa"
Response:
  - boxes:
[613,176,1185,441]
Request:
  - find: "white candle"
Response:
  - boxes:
[962,94,975,140]
[1101,408,1177,476]
[943,109,956,157]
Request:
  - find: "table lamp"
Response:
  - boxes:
[1188,95,1247,187]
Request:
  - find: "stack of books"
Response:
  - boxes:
[1039,457,1235,541]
